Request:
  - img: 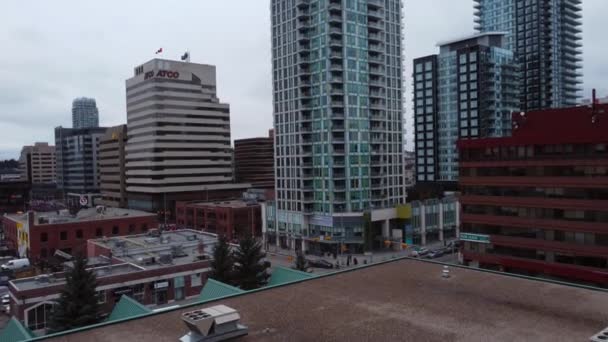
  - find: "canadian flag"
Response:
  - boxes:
[155,48,163,54]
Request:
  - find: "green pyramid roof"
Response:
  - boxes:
[267,266,315,287]
[0,317,34,342]
[106,295,152,323]
[199,279,244,302]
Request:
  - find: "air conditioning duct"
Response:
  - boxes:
[180,305,247,342]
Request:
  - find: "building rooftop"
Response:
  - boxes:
[458,103,608,149]
[436,31,508,47]
[4,207,155,225]
[90,229,218,270]
[43,258,608,342]
[11,263,144,292]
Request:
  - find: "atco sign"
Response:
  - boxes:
[144,70,180,80]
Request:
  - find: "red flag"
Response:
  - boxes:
[155,48,163,54]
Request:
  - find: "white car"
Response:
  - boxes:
[2,295,10,305]
[410,248,429,258]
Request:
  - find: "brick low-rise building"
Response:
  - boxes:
[2,207,157,261]
[458,103,608,286]
[8,229,218,334]
[175,200,261,241]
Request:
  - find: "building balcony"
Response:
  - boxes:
[368,8,384,19]
[369,55,383,65]
[367,0,383,9]
[368,21,384,31]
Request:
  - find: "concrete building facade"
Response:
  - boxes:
[125,59,247,213]
[18,143,56,185]
[99,125,128,208]
[270,0,406,252]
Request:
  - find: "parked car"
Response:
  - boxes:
[1,295,9,305]
[1,258,30,271]
[410,248,429,258]
[427,249,445,259]
[307,259,334,269]
[446,240,461,250]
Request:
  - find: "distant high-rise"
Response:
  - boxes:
[55,126,107,195]
[72,97,100,129]
[413,33,519,184]
[99,125,128,208]
[474,0,582,111]
[234,130,274,189]
[270,0,406,251]
[18,142,56,184]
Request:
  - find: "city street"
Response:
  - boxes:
[265,240,460,275]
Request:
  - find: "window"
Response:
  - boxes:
[76,229,83,239]
[132,284,145,302]
[60,231,67,241]
[97,290,106,304]
[142,224,148,232]
[96,228,103,237]
[40,232,48,243]
[26,302,56,331]
[174,276,185,301]
[128,224,136,234]
[112,226,119,235]
[191,273,203,287]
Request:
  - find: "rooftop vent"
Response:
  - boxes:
[136,256,155,266]
[180,305,248,342]
[148,229,161,237]
[590,327,608,342]
[186,234,198,241]
[158,252,173,264]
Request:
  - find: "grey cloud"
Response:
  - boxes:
[0,0,606,159]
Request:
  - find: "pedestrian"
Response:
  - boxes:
[347,255,351,266]
[353,257,358,266]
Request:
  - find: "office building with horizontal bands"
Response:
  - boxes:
[125,59,249,212]
[234,130,274,189]
[99,125,128,208]
[474,0,582,111]
[270,0,406,252]
[458,103,608,286]
[413,32,519,185]
[2,207,157,261]
[18,142,56,185]
[72,97,100,129]
[55,126,108,196]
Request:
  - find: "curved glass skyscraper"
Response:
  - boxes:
[72,97,100,129]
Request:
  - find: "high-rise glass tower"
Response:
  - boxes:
[271,0,405,252]
[413,33,519,183]
[72,97,100,129]
[474,0,582,111]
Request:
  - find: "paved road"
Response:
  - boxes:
[265,240,461,275]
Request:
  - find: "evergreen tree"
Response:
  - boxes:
[232,235,270,290]
[209,235,234,284]
[49,255,100,332]
[294,252,308,272]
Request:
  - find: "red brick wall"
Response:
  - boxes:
[175,203,261,240]
[28,215,157,261]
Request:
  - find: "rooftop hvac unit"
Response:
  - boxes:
[180,305,248,342]
[158,252,173,264]
[186,234,198,241]
[171,245,187,258]
[148,229,161,237]
[590,327,608,342]
[136,256,155,266]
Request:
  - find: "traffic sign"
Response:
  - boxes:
[460,233,490,244]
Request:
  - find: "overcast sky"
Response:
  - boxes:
[1,0,606,160]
